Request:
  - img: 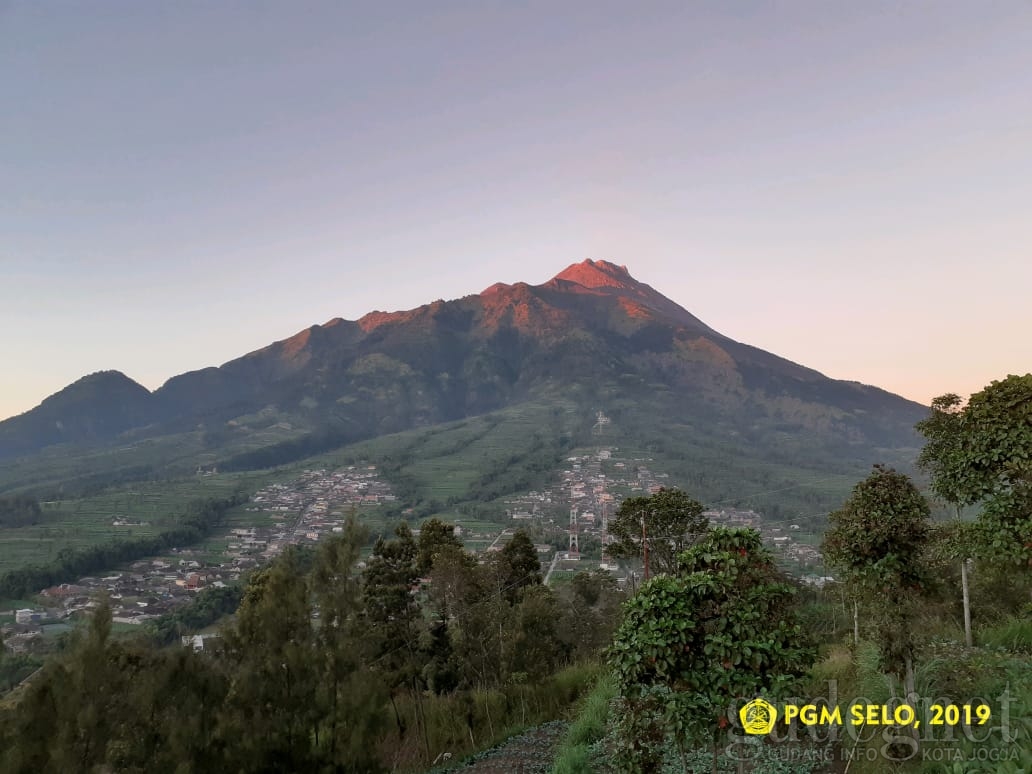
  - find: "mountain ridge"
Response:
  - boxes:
[0,260,927,466]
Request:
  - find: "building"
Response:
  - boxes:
[15,609,45,625]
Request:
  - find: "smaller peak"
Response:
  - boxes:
[76,370,139,387]
[552,259,637,289]
[39,370,150,407]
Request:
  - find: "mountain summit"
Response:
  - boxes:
[0,261,926,467]
[547,259,719,336]
[552,259,636,289]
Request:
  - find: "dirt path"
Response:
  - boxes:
[453,720,568,773]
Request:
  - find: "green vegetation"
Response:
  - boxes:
[0,521,618,772]
[0,496,42,529]
[546,375,1032,773]
[822,465,932,696]
[0,650,41,694]
[0,473,270,574]
[551,673,617,774]
[608,528,816,773]
[917,375,1032,567]
[147,585,244,645]
[0,375,917,578]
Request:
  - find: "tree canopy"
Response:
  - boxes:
[608,487,708,576]
[608,527,815,773]
[415,517,464,576]
[916,375,1032,566]
[821,465,931,689]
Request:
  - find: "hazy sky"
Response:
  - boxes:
[2,1,1031,420]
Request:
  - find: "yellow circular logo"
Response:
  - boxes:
[740,698,778,735]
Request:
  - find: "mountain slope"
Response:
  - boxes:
[0,260,926,471]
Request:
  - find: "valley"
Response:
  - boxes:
[1,408,835,652]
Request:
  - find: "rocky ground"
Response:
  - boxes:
[432,720,569,774]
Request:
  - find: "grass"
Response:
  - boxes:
[0,413,313,498]
[979,617,1032,654]
[547,571,582,584]
[551,672,617,774]
[399,660,600,773]
[0,385,887,580]
[110,621,148,635]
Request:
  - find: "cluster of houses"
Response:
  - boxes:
[0,557,243,653]
[704,508,823,567]
[503,447,825,577]
[2,465,397,658]
[504,449,663,577]
[506,449,665,523]
[246,466,395,554]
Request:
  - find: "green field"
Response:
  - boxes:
[0,472,276,573]
[0,410,314,499]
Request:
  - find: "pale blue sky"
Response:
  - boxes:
[2,1,1031,420]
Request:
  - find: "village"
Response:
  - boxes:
[3,449,825,656]
[1,465,397,654]
[502,446,824,583]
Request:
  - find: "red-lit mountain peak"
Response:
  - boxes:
[552,259,638,290]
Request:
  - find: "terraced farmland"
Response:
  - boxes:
[0,473,272,573]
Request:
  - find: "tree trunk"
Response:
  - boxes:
[953,505,973,648]
[853,599,859,645]
[961,558,972,647]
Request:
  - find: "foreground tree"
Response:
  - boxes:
[216,547,322,772]
[608,487,708,576]
[821,465,931,697]
[916,393,975,646]
[361,524,423,744]
[310,521,388,771]
[608,528,815,774]
[943,376,1032,568]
